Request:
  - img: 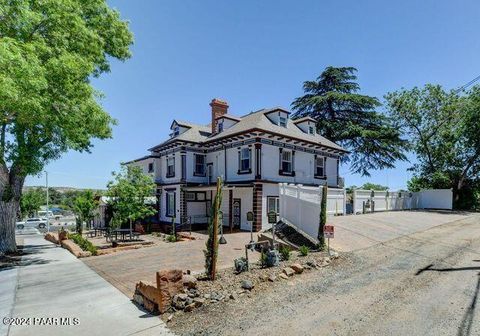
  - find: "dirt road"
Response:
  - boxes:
[170,213,480,336]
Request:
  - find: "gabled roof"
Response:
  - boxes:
[123,155,156,165]
[206,108,346,152]
[148,107,347,153]
[215,113,241,122]
[169,119,199,129]
[149,122,211,151]
[293,116,316,124]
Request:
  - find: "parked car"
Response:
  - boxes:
[16,217,48,230]
[38,210,62,220]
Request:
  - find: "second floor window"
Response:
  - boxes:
[167,157,175,177]
[194,154,206,176]
[309,126,315,134]
[281,150,293,173]
[239,148,251,173]
[315,156,325,177]
[218,121,223,133]
[148,162,154,173]
[279,116,287,127]
[173,126,180,136]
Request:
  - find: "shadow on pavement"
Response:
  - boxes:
[457,274,480,336]
[415,263,480,336]
[0,243,55,272]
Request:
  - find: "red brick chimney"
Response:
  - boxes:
[210,98,229,134]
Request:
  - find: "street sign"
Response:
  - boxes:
[246,211,254,222]
[267,211,277,224]
[324,225,334,238]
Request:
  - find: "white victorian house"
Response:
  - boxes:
[126,99,347,232]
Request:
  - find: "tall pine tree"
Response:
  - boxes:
[292,67,407,176]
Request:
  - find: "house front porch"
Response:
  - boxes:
[183,183,258,232]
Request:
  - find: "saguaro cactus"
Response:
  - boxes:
[318,185,327,250]
[204,177,223,280]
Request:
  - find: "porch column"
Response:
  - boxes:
[228,189,233,233]
[252,183,263,232]
[255,143,262,180]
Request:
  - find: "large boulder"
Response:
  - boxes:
[61,239,91,258]
[134,281,161,314]
[156,269,183,313]
[282,267,295,277]
[290,263,304,274]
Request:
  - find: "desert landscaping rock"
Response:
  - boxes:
[241,280,254,290]
[283,267,295,276]
[182,274,198,289]
[184,303,196,312]
[268,274,277,282]
[290,263,304,274]
[177,293,188,301]
[279,273,289,280]
[193,298,205,307]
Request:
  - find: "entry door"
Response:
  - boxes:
[233,198,241,228]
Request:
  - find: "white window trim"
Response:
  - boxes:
[194,154,206,176]
[239,148,251,172]
[166,191,175,217]
[281,150,293,173]
[167,157,175,177]
[315,156,325,177]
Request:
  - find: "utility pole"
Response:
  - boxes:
[45,171,49,232]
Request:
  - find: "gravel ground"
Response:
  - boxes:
[167,213,480,336]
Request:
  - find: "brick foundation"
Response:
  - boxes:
[252,183,263,232]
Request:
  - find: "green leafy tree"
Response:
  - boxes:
[106,166,156,239]
[385,84,480,209]
[360,183,388,191]
[0,1,133,253]
[292,67,407,176]
[73,190,97,234]
[20,188,44,218]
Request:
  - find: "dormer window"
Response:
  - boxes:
[173,126,180,136]
[218,121,223,133]
[309,126,315,134]
[279,116,287,127]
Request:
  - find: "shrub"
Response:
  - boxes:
[299,245,310,256]
[279,245,291,261]
[69,234,97,256]
[166,234,177,243]
[259,251,268,267]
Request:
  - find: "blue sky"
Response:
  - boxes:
[26,0,480,190]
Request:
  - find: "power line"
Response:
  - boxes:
[454,74,480,94]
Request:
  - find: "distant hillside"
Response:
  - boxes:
[23,186,105,193]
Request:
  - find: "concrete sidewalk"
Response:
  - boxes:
[0,234,172,336]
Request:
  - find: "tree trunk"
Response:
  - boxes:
[0,200,19,254]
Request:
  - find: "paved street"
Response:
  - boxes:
[170,212,480,336]
[0,234,172,336]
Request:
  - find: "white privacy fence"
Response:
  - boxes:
[279,184,453,242]
[279,184,346,240]
[352,189,453,214]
